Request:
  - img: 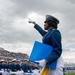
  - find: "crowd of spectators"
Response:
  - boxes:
[0,47,29,59]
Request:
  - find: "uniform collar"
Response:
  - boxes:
[48,27,55,32]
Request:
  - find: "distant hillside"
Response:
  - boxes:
[0,47,29,59]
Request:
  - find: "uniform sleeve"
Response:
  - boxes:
[34,24,47,36]
[45,30,62,64]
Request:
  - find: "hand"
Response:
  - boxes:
[28,18,34,23]
[28,18,36,25]
[35,59,46,68]
[28,20,34,23]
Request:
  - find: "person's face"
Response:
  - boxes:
[44,22,50,30]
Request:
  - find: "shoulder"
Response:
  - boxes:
[51,29,61,35]
[50,29,61,39]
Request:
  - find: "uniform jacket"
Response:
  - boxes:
[0,64,2,70]
[21,64,29,72]
[34,24,62,65]
[15,64,21,71]
[8,63,16,72]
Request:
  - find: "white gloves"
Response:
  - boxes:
[28,18,34,23]
[35,59,46,68]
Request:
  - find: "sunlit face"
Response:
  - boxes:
[44,23,50,30]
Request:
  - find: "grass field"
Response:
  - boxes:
[66,72,75,75]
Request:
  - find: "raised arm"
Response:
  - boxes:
[28,20,47,36]
[34,23,47,36]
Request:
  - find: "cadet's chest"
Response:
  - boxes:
[42,31,52,44]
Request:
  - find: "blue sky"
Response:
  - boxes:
[0,0,75,63]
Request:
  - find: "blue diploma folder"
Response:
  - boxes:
[29,41,57,69]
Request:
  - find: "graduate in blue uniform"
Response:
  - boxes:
[0,61,2,70]
[21,63,29,72]
[28,15,64,75]
[1,60,7,70]
[8,62,15,72]
[8,60,17,72]
[15,63,21,71]
[14,60,21,71]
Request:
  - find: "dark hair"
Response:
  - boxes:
[47,21,58,29]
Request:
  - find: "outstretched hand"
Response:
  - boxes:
[28,18,36,25]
